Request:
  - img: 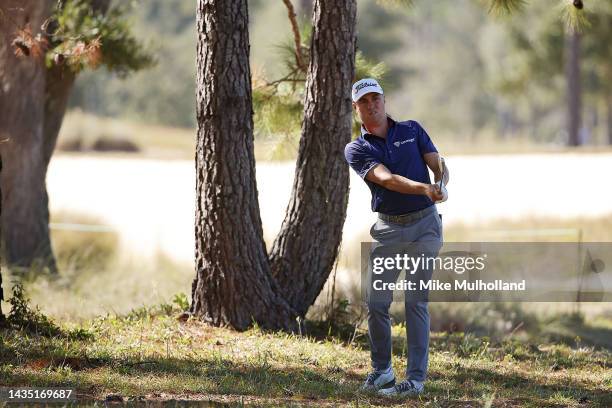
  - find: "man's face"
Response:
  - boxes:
[353,92,386,125]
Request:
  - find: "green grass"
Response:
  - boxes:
[1,301,610,406]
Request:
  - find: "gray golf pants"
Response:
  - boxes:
[367,206,443,382]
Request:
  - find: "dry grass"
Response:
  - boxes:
[50,212,119,273]
[59,110,195,159]
[59,110,612,161]
[443,214,612,243]
[1,212,192,322]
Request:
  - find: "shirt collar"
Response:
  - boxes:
[360,116,396,137]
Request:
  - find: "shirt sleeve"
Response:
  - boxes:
[344,141,381,179]
[414,121,438,155]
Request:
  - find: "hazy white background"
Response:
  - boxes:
[47,154,612,264]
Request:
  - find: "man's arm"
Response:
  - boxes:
[365,164,444,202]
[423,152,449,186]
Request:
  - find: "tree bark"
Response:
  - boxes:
[191,0,296,331]
[269,0,356,316]
[0,0,58,273]
[191,0,356,330]
[0,154,4,324]
[565,29,582,146]
[607,93,612,145]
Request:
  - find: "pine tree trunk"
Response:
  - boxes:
[0,0,107,273]
[565,30,582,147]
[191,0,296,331]
[269,0,356,316]
[191,0,356,330]
[0,154,4,325]
[0,1,58,273]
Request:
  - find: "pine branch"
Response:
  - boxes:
[561,0,590,33]
[488,0,527,16]
[281,0,306,73]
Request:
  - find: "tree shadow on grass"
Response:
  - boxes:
[1,340,369,405]
[3,322,610,407]
[427,364,612,407]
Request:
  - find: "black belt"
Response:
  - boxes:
[378,205,435,225]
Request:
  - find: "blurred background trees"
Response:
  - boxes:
[67,0,610,148]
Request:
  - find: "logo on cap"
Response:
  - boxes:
[354,81,379,93]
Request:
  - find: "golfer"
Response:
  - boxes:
[344,78,449,397]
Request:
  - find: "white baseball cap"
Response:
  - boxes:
[351,78,384,102]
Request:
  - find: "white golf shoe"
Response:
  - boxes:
[378,379,424,397]
[361,367,396,392]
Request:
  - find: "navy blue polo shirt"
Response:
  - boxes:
[344,119,438,215]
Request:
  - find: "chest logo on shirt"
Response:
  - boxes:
[393,138,415,148]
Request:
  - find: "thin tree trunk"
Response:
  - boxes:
[191,0,296,331]
[607,94,612,145]
[565,29,582,146]
[529,104,540,142]
[269,0,357,316]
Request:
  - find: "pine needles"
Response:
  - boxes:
[561,0,590,32]
[488,0,527,16]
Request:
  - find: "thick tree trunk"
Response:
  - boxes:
[0,155,4,324]
[191,0,296,331]
[565,30,582,147]
[0,1,58,273]
[269,0,356,316]
[0,0,103,273]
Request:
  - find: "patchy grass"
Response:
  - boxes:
[0,301,610,407]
